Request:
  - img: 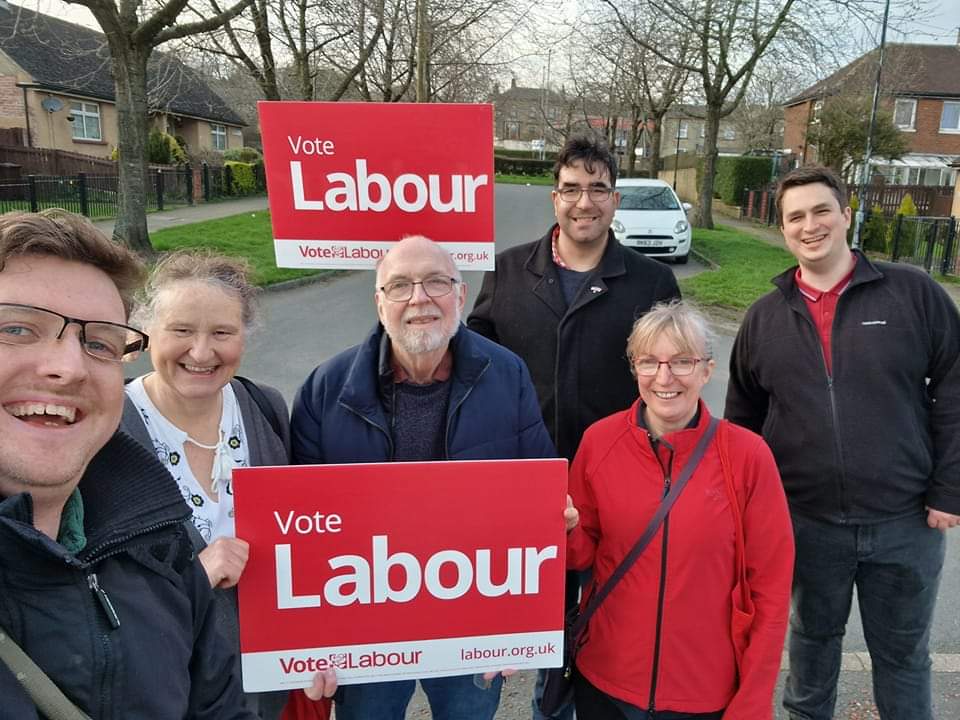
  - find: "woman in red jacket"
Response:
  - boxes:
[566,301,793,719]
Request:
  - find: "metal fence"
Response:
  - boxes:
[890,215,959,276]
[0,164,265,219]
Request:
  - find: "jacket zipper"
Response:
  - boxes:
[647,473,671,716]
[444,357,488,459]
[88,572,120,629]
[342,402,394,458]
[85,571,117,718]
[797,295,850,522]
[647,437,673,715]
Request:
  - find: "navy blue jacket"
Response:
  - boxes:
[291,324,556,464]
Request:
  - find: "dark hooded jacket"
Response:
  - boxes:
[0,432,253,719]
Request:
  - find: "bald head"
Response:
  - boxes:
[374,235,466,359]
[375,236,460,289]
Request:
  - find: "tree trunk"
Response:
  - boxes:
[110,44,153,257]
[649,117,663,184]
[695,105,721,229]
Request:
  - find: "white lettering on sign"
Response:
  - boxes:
[273,510,343,535]
[286,136,336,155]
[289,160,488,214]
[274,535,558,609]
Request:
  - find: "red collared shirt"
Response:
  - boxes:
[795,256,857,374]
[390,350,453,384]
[551,226,569,269]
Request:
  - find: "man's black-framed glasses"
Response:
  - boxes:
[379,276,460,302]
[0,303,149,362]
[556,185,615,203]
[634,357,704,377]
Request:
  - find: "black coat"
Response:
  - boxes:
[468,227,680,460]
[0,433,253,720]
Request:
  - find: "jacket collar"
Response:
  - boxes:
[340,323,491,424]
[772,249,883,300]
[524,225,629,318]
[629,397,714,451]
[0,432,190,562]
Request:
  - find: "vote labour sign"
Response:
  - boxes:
[233,459,568,691]
[259,102,495,270]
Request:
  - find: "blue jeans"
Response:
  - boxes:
[334,675,503,720]
[783,511,945,720]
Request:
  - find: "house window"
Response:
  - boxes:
[894,98,916,130]
[722,126,736,141]
[676,120,688,139]
[504,121,519,139]
[69,102,101,141]
[211,123,227,151]
[699,124,706,138]
[940,102,960,133]
[811,100,823,124]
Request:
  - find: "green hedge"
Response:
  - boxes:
[225,161,257,195]
[494,155,554,176]
[714,156,772,205]
[494,148,556,160]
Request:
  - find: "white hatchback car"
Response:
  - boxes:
[612,178,692,264]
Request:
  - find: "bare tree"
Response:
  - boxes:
[601,0,798,228]
[61,0,253,254]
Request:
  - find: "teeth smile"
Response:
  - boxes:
[183,364,216,374]
[6,402,77,424]
[653,391,680,399]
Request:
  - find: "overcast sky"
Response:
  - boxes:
[25,0,960,86]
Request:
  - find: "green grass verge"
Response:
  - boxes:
[150,210,326,287]
[495,174,554,186]
[680,225,795,310]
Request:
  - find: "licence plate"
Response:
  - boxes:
[635,239,663,247]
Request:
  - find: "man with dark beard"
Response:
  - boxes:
[290,235,556,720]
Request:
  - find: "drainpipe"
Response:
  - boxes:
[21,86,32,147]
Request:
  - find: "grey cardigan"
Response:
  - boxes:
[119,376,291,719]
[120,377,291,466]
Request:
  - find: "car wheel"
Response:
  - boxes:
[674,254,689,265]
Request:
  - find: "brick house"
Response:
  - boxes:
[0,2,243,159]
[491,78,594,150]
[783,43,960,187]
[658,105,766,158]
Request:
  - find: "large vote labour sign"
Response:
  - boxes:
[233,459,567,691]
[259,102,495,270]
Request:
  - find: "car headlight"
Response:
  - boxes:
[612,219,626,235]
[674,219,689,234]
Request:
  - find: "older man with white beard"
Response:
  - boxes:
[290,235,556,720]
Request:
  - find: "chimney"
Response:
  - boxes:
[511,77,517,90]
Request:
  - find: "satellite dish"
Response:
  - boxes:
[41,97,63,113]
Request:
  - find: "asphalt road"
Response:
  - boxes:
[128,185,960,718]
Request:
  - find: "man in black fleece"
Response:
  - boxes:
[725,166,960,720]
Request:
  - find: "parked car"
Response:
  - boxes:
[612,179,692,264]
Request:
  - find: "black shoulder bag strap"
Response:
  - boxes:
[569,415,720,646]
[233,375,283,441]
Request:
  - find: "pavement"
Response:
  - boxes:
[92,196,269,237]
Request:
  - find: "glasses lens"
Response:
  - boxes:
[635,359,659,376]
[422,277,454,297]
[669,358,698,375]
[558,187,581,202]
[384,281,413,301]
[0,304,55,346]
[587,187,612,202]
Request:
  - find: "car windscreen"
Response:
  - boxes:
[618,186,680,211]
